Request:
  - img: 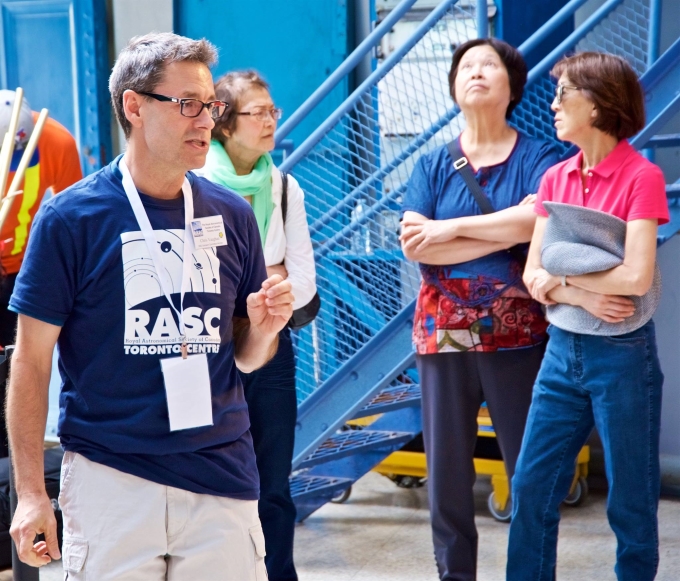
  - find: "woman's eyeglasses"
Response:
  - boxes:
[236,107,283,122]
[554,84,582,105]
[137,92,228,119]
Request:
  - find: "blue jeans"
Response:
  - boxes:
[507,322,663,581]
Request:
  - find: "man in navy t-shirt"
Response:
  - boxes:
[6,32,293,580]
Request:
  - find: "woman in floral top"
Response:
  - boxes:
[400,38,558,580]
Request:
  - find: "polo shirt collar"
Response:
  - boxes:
[565,139,635,178]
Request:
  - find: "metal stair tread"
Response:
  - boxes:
[289,474,353,501]
[352,382,422,419]
[298,429,415,468]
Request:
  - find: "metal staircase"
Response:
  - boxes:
[279,0,680,521]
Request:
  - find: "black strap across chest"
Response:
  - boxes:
[445,139,527,266]
[280,171,288,224]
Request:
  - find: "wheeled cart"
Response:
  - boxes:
[372,407,590,522]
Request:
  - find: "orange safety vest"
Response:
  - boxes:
[0,114,82,275]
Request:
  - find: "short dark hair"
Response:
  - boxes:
[551,52,645,140]
[109,32,217,139]
[211,70,270,144]
[448,38,527,119]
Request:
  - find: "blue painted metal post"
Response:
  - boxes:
[644,0,662,161]
[517,0,590,56]
[275,0,419,144]
[476,0,488,38]
[648,0,662,65]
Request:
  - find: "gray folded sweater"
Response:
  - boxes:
[541,201,661,335]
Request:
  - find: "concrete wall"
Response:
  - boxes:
[656,237,680,457]
[110,0,174,155]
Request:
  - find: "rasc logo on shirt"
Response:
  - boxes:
[121,229,221,356]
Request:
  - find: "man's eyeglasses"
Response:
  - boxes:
[137,92,228,119]
[236,107,283,122]
[554,84,582,105]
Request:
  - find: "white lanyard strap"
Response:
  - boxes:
[119,158,194,340]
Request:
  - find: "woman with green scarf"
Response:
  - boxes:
[200,70,316,581]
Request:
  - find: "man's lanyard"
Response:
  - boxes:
[119,158,194,357]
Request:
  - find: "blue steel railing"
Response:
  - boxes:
[287,0,663,403]
[279,0,463,174]
[275,0,420,144]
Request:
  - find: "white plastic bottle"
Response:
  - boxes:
[350,198,372,254]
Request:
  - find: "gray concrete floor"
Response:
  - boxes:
[4,471,680,580]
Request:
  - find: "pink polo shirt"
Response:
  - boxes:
[535,139,669,224]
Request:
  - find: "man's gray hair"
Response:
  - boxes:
[109,32,218,138]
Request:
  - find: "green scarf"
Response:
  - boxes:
[203,139,274,246]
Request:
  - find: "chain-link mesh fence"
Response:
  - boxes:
[291,0,655,403]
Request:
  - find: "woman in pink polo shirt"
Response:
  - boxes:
[506,53,668,581]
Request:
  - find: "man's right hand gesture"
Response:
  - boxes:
[10,491,61,566]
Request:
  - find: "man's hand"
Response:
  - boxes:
[246,274,294,337]
[527,268,561,305]
[576,290,636,323]
[10,492,60,566]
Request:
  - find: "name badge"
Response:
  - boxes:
[191,215,228,250]
[160,353,213,431]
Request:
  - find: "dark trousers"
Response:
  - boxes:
[0,272,17,459]
[417,343,546,581]
[0,272,17,349]
[240,328,298,581]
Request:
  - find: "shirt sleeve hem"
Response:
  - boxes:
[626,213,670,225]
[401,205,431,217]
[8,304,66,327]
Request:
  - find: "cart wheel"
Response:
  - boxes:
[487,492,512,523]
[564,477,588,507]
[331,485,352,504]
[395,475,424,489]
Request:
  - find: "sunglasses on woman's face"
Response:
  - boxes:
[554,84,582,105]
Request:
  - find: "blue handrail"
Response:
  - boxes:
[279,0,459,174]
[305,0,625,238]
[308,106,458,238]
[528,0,625,84]
[274,0,420,144]
[517,0,591,57]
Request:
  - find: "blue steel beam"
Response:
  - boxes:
[517,0,590,57]
[293,301,416,468]
[631,37,680,150]
[306,0,626,240]
[666,184,680,198]
[315,182,405,258]
[476,0,488,39]
[275,0,420,144]
[527,0,625,84]
[307,109,457,238]
[647,0,662,65]
[279,0,459,173]
[647,134,680,148]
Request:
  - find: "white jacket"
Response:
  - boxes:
[265,168,317,310]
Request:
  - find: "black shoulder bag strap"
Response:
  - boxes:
[278,170,321,329]
[446,140,496,214]
[446,140,526,266]
[280,171,288,225]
